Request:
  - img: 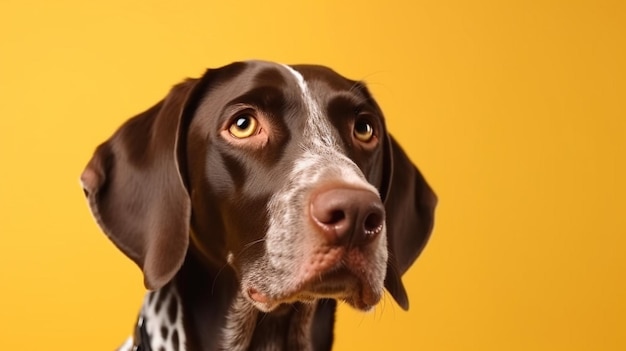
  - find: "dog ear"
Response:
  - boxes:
[80,79,202,290]
[381,135,437,310]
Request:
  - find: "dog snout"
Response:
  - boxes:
[310,187,385,246]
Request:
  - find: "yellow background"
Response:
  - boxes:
[1,0,624,349]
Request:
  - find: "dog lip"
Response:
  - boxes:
[344,293,378,311]
[248,287,270,304]
[245,287,279,312]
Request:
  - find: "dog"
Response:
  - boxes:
[81,60,436,351]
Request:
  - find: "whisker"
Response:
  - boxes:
[238,238,266,256]
[348,71,387,92]
[212,238,266,295]
[357,305,367,327]
[348,71,393,102]
[211,262,230,295]
[257,311,269,325]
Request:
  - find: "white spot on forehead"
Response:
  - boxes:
[281,64,336,147]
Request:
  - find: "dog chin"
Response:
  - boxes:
[243,274,383,313]
[342,288,382,311]
[245,291,381,314]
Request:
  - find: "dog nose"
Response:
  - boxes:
[310,187,385,245]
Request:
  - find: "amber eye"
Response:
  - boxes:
[229,114,259,138]
[354,118,374,142]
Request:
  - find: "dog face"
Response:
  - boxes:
[185,62,389,311]
[81,60,436,312]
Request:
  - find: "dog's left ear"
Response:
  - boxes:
[381,135,437,310]
[80,76,208,290]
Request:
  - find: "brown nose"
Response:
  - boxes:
[310,187,385,246]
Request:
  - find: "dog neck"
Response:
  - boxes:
[220,292,316,351]
[160,249,318,351]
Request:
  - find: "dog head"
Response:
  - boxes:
[81,60,436,312]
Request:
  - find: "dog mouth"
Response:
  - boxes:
[242,249,384,312]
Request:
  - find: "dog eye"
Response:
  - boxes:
[353,118,374,142]
[229,114,259,138]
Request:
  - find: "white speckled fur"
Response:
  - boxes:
[118,286,187,351]
[117,337,133,351]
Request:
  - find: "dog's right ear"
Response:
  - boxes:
[80,79,201,291]
[381,135,437,310]
[81,62,247,290]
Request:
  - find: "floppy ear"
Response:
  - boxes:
[80,79,201,290]
[382,135,437,310]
